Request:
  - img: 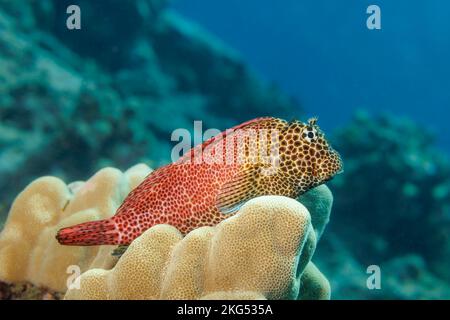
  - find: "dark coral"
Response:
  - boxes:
[316,110,450,298]
[0,280,63,300]
[0,0,302,221]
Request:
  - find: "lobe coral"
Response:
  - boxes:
[0,164,151,293]
[0,165,333,300]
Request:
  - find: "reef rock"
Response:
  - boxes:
[311,110,450,299]
[0,0,301,222]
[0,164,151,293]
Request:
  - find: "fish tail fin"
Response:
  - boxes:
[56,218,120,246]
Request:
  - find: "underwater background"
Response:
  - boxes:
[0,0,449,299]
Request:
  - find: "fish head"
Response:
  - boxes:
[285,118,343,192]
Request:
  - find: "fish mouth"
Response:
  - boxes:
[331,150,344,176]
[318,150,343,181]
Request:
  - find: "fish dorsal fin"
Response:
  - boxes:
[178,117,285,164]
[213,118,293,215]
[216,128,305,214]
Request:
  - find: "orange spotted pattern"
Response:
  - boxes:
[56,117,343,246]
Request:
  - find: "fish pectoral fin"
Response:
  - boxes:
[216,166,261,215]
[216,163,299,215]
[112,245,129,257]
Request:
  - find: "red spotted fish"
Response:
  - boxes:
[56,117,343,246]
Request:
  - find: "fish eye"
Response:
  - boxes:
[302,127,318,143]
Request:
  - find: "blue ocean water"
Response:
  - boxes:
[173,0,450,152]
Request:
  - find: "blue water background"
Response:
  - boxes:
[173,0,450,152]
